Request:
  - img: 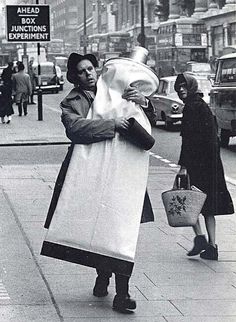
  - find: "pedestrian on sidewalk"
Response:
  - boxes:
[1,62,14,88]
[0,83,14,124]
[28,57,36,105]
[12,62,32,116]
[0,62,14,124]
[174,72,234,260]
[43,52,155,313]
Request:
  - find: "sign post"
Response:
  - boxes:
[6,4,50,121]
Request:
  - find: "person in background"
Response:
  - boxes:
[1,62,14,88]
[0,84,14,124]
[44,52,155,313]
[28,57,36,104]
[12,62,32,116]
[174,72,234,261]
[0,62,14,124]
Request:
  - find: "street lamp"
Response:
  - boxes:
[139,0,146,47]
[83,0,87,54]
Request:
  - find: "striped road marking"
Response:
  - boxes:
[150,152,236,186]
[0,280,10,300]
[150,152,179,168]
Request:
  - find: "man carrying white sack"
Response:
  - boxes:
[41,47,159,313]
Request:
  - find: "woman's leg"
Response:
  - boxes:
[204,215,216,246]
[200,215,218,260]
[6,115,11,123]
[188,218,208,256]
[192,218,204,236]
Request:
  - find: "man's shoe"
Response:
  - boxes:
[6,120,10,124]
[113,294,136,313]
[187,235,208,256]
[93,277,109,297]
[200,244,218,260]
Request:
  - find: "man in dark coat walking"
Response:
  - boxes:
[175,72,234,260]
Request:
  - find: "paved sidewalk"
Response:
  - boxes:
[0,100,236,321]
[0,101,69,145]
[0,164,236,321]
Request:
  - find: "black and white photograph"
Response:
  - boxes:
[0,0,236,321]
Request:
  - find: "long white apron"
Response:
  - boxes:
[41,58,159,276]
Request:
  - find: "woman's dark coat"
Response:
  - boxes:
[0,84,14,117]
[175,73,234,216]
[44,87,154,228]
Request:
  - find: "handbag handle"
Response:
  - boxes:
[173,173,191,190]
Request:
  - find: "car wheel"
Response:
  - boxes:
[220,129,230,148]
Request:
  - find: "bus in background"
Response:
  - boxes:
[87,31,132,63]
[156,17,208,77]
[17,46,47,63]
[46,38,65,62]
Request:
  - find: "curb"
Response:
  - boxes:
[0,141,70,147]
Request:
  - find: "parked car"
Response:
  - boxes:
[55,65,64,91]
[210,52,236,147]
[150,75,212,129]
[186,61,212,76]
[33,61,60,94]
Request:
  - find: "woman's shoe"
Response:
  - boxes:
[113,294,136,313]
[187,235,208,256]
[200,244,218,260]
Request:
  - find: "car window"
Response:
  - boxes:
[169,81,175,94]
[219,58,236,83]
[157,80,164,94]
[162,81,168,95]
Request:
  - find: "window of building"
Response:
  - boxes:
[212,25,224,57]
[229,23,236,46]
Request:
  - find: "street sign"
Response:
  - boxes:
[6,5,50,42]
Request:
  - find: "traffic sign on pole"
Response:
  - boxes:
[6,5,50,42]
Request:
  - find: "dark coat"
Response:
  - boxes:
[178,91,234,216]
[0,84,14,117]
[44,86,154,228]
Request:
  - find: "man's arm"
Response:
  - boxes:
[61,99,129,144]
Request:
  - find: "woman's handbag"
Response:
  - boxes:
[161,173,207,227]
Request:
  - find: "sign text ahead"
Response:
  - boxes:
[6,5,50,42]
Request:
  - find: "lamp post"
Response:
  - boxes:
[36,0,43,121]
[83,0,87,54]
[139,0,146,47]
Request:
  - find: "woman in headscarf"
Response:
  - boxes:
[174,72,234,260]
